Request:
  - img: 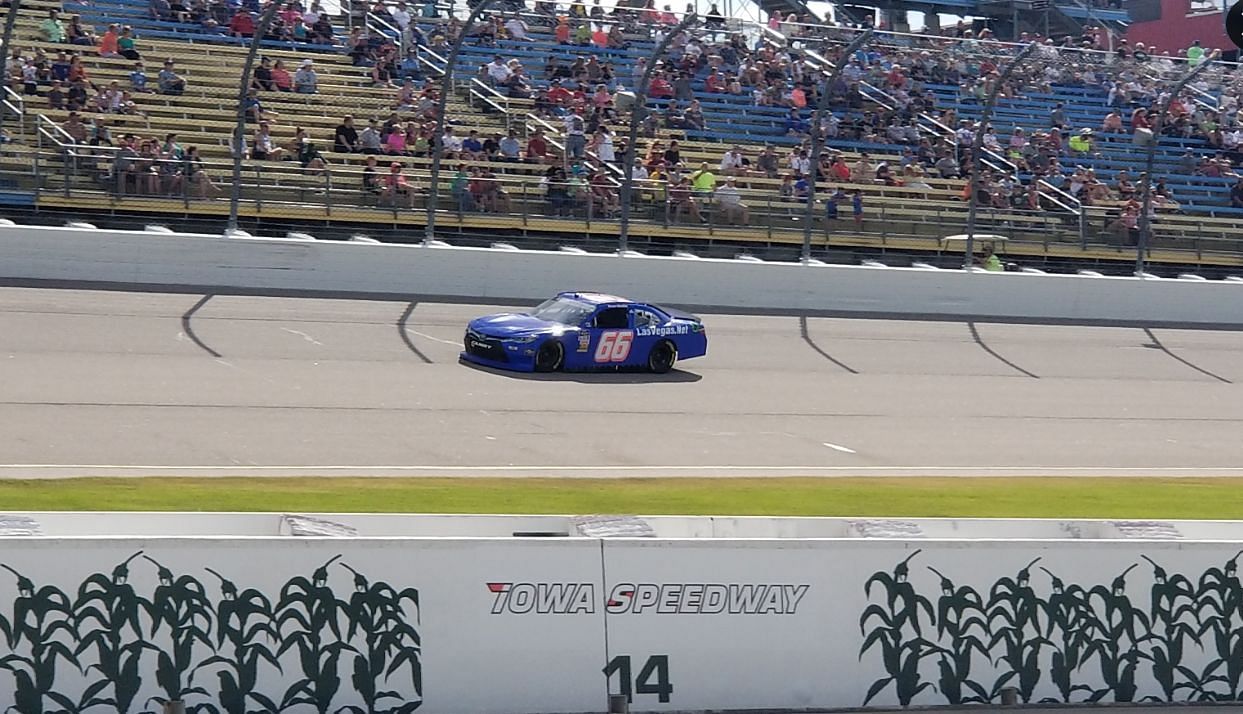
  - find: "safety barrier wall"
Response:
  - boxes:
[3,537,1243,712]
[2,224,1243,325]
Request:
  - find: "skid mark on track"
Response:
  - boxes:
[1142,328,1232,384]
[968,322,1039,379]
[397,303,434,363]
[180,295,223,358]
[799,317,859,374]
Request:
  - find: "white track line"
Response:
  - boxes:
[402,328,460,347]
[822,442,857,454]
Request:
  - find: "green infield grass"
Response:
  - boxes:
[0,477,1240,518]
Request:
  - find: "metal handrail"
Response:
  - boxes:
[366,12,405,53]
[1037,178,1082,211]
[469,78,511,129]
[3,86,25,132]
[857,81,895,112]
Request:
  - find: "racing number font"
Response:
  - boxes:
[603,654,673,703]
[594,331,634,363]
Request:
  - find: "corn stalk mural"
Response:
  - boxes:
[860,551,1243,705]
[0,554,422,714]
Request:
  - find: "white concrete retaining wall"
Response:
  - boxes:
[1,224,1241,325]
[2,534,1243,712]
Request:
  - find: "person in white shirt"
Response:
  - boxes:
[302,2,322,26]
[389,1,411,29]
[504,16,528,40]
[441,127,463,157]
[714,178,748,225]
[719,146,745,175]
[486,55,512,84]
[789,150,810,177]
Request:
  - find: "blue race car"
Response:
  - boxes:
[461,292,708,373]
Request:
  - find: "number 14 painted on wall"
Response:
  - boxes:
[603,655,673,703]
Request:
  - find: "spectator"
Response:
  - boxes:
[295,129,327,176]
[1230,178,1243,208]
[334,115,359,153]
[690,162,716,196]
[485,54,511,85]
[527,127,549,163]
[118,26,140,60]
[668,176,703,223]
[505,15,529,40]
[851,189,863,228]
[47,80,66,109]
[271,59,292,91]
[183,146,220,199]
[229,8,255,37]
[294,59,318,94]
[720,145,745,176]
[158,59,185,95]
[499,130,521,161]
[61,111,88,143]
[40,10,67,43]
[254,57,275,91]
[381,162,416,208]
[590,126,615,164]
[251,122,284,160]
[564,111,587,160]
[99,24,120,57]
[715,177,749,225]
[461,130,483,160]
[362,155,380,196]
[359,117,383,154]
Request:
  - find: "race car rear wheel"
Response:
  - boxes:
[648,340,677,374]
[534,340,564,372]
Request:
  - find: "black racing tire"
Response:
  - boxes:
[647,340,677,374]
[533,339,564,372]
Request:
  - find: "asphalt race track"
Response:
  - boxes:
[2,286,1242,478]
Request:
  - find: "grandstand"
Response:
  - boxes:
[0,0,1241,271]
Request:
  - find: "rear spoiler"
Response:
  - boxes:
[662,306,702,322]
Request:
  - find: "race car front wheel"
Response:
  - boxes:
[648,340,677,374]
[534,340,564,372]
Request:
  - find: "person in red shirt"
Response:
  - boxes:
[526,128,549,163]
[1131,107,1150,131]
[554,16,570,43]
[546,80,571,106]
[648,74,672,98]
[229,8,255,37]
[704,68,723,93]
[830,156,850,181]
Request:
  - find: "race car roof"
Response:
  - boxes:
[561,291,631,305]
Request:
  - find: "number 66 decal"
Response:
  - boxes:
[594,330,634,363]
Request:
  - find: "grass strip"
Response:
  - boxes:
[0,477,1240,519]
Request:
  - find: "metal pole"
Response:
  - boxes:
[1136,50,1219,276]
[425,0,498,244]
[227,1,280,232]
[0,0,22,135]
[619,12,698,254]
[963,42,1038,270]
[801,28,873,262]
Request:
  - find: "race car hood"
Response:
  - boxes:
[469,312,565,338]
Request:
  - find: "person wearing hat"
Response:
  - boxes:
[1069,128,1093,156]
[294,58,318,94]
[157,58,185,95]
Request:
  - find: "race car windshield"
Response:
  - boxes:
[530,297,592,325]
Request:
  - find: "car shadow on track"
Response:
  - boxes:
[459,358,703,383]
